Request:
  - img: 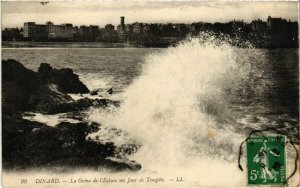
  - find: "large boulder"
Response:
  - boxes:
[28,84,75,113]
[38,63,89,94]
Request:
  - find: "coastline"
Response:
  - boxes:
[1,41,141,49]
[2,40,299,49]
[2,59,141,172]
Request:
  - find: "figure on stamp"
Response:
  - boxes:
[253,140,280,183]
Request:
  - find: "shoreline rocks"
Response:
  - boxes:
[2,60,119,115]
[2,59,140,172]
[38,63,89,94]
[2,59,41,114]
[2,118,141,171]
[90,88,100,96]
[37,97,120,114]
[2,59,89,114]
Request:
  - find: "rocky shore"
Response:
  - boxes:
[2,59,141,171]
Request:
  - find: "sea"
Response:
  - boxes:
[2,38,299,186]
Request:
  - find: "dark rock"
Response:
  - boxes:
[60,111,85,121]
[2,115,49,168]
[2,59,41,114]
[46,158,141,172]
[38,63,90,94]
[90,89,100,96]
[116,144,140,157]
[2,60,89,114]
[37,63,53,81]
[28,84,75,111]
[99,159,141,172]
[2,118,141,171]
[77,97,120,108]
[2,60,139,171]
[107,88,113,95]
[2,119,103,168]
[36,97,120,114]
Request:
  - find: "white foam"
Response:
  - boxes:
[23,112,81,127]
[86,37,256,185]
[14,35,299,186]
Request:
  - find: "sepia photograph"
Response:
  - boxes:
[1,0,299,187]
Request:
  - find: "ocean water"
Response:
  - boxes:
[2,38,299,186]
[2,47,158,93]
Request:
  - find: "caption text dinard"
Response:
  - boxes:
[20,177,184,184]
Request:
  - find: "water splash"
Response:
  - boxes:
[88,35,274,185]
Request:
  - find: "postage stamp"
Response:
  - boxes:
[246,136,286,185]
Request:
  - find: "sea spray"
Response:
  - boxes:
[87,35,272,185]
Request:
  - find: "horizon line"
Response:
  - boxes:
[2,16,298,29]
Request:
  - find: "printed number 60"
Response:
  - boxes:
[250,170,259,180]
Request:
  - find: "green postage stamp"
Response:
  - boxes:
[246,136,286,185]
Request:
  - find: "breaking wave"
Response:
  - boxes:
[87,35,277,185]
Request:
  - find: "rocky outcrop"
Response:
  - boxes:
[107,88,113,95]
[38,63,89,94]
[2,117,141,171]
[90,88,100,96]
[2,59,90,114]
[37,97,120,114]
[2,59,140,172]
[2,59,41,114]
[2,59,118,114]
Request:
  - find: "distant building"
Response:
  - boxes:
[76,25,99,41]
[47,22,74,39]
[143,24,150,36]
[133,23,143,34]
[23,22,36,38]
[189,24,196,32]
[125,24,133,34]
[89,25,100,38]
[267,16,285,28]
[23,22,73,39]
[105,24,115,32]
[79,25,89,35]
[102,24,117,42]
[117,16,126,42]
[232,20,244,29]
[23,22,47,39]
[265,16,298,47]
[175,24,188,32]
[14,16,299,47]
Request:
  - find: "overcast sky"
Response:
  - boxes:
[1,1,299,28]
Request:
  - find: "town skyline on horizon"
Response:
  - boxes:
[2,1,298,28]
[2,15,298,30]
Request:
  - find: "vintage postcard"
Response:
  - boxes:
[1,0,299,187]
